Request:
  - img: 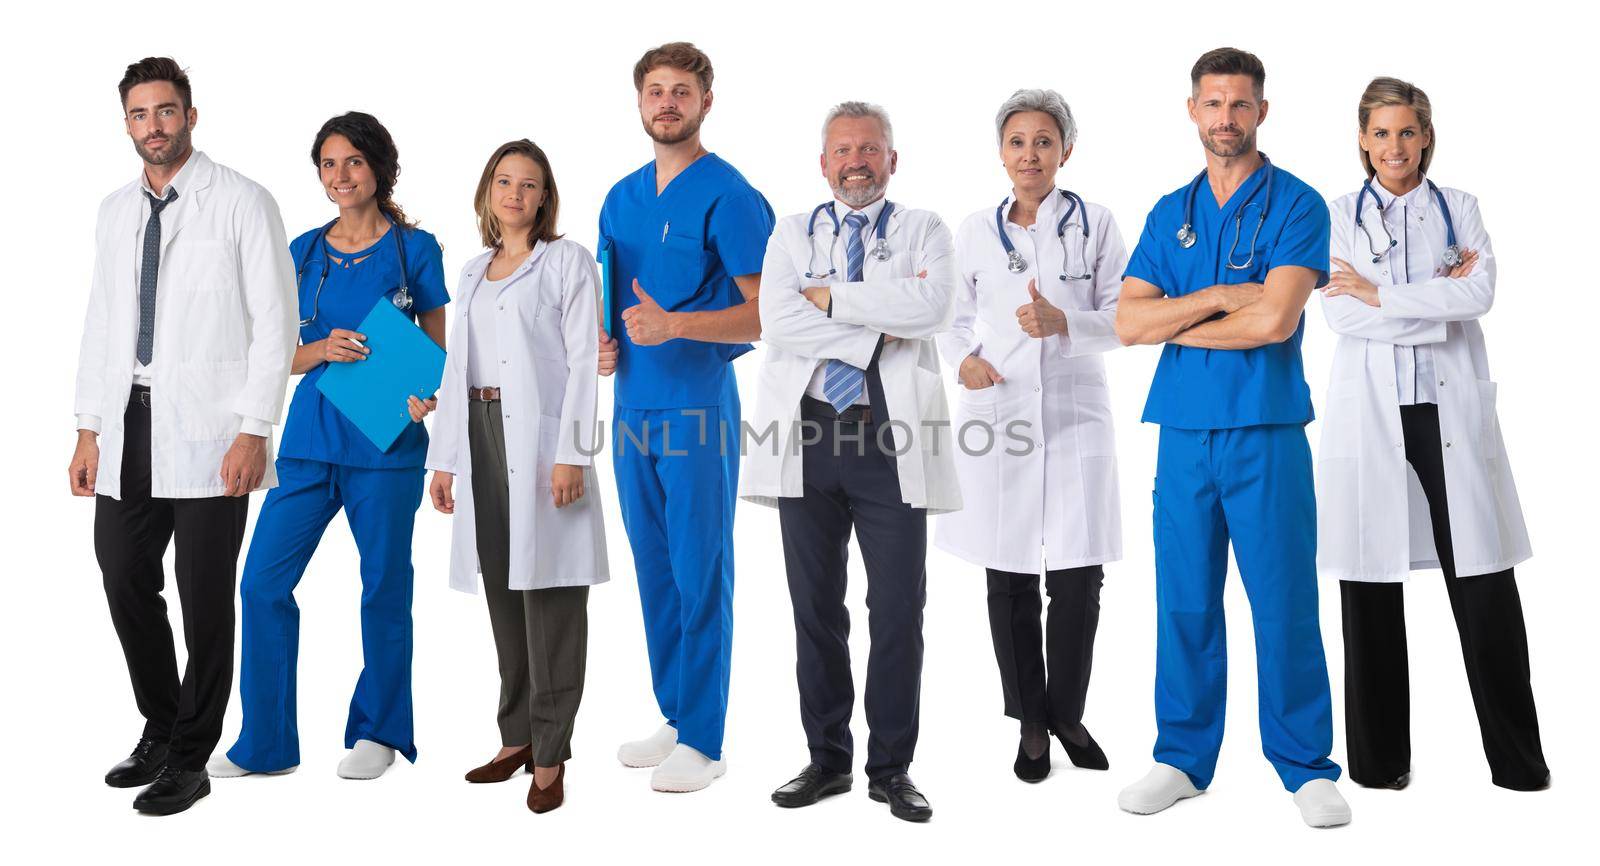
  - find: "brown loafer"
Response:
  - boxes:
[465,745,532,783]
[527,763,565,813]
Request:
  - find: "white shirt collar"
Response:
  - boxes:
[1371,174,1430,211]
[833,195,888,231]
[139,148,200,200]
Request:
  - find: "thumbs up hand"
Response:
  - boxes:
[1015,278,1067,339]
[622,279,676,346]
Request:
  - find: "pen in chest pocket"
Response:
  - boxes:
[662,221,670,242]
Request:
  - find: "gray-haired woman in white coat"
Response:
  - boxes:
[422,140,608,813]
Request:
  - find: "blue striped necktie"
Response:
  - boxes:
[822,211,870,411]
[137,188,179,365]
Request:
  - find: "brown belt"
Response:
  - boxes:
[468,386,501,402]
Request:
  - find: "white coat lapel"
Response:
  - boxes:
[158,152,213,256]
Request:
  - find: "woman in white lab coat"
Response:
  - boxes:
[935,89,1126,782]
[424,140,608,813]
[1317,77,1547,791]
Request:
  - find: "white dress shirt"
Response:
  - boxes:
[467,273,510,385]
[1363,179,1442,405]
[803,196,888,406]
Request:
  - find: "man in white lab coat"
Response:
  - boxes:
[741,101,959,823]
[67,57,296,816]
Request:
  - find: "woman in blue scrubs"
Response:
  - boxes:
[208,112,449,781]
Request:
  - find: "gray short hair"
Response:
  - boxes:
[994,89,1077,149]
[822,101,894,149]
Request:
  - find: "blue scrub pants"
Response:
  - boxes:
[1151,424,1339,792]
[226,457,423,772]
[612,395,739,761]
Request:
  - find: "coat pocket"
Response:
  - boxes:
[179,359,248,440]
[536,414,562,489]
[1476,379,1500,454]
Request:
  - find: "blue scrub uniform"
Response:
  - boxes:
[226,224,448,772]
[1124,159,1341,792]
[599,155,773,760]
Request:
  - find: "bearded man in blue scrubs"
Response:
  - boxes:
[597,42,774,793]
[1112,47,1351,828]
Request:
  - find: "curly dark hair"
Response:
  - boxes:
[311,111,415,228]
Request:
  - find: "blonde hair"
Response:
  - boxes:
[474,140,562,250]
[1358,77,1435,178]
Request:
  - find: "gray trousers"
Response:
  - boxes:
[469,401,588,766]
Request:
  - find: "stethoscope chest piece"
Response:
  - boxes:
[1176,225,1197,249]
[872,238,891,262]
[1006,250,1028,274]
[392,285,413,311]
[1441,244,1462,268]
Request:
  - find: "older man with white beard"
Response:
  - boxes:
[741,101,959,823]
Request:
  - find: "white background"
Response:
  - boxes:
[4,1,1596,862]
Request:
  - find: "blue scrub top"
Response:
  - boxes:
[280,223,450,468]
[598,154,775,409]
[1124,160,1330,430]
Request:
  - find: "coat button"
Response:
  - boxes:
[498,305,504,311]
[1438,379,1445,386]
[1445,441,1452,448]
[509,468,515,474]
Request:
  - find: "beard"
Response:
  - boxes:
[134,121,192,166]
[832,171,888,209]
[1200,126,1254,159]
[643,110,704,145]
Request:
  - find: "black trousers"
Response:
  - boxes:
[94,389,249,771]
[1340,402,1548,790]
[778,403,927,781]
[985,565,1103,733]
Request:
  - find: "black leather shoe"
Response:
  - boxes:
[868,773,932,822]
[1014,739,1051,782]
[1054,725,1109,771]
[1357,771,1412,790]
[771,764,853,808]
[105,738,169,788]
[133,767,210,816]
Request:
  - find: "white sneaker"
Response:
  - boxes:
[206,754,297,778]
[617,723,678,768]
[1118,763,1202,814]
[337,740,396,780]
[1293,779,1352,828]
[649,743,725,793]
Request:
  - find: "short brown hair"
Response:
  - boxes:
[1190,47,1265,100]
[119,57,192,110]
[633,42,713,93]
[1358,77,1435,178]
[475,140,562,250]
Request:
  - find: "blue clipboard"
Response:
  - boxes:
[598,238,615,335]
[315,298,446,452]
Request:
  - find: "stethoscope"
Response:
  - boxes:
[994,189,1092,281]
[804,200,895,280]
[1176,154,1275,271]
[295,216,412,328]
[1354,177,1461,267]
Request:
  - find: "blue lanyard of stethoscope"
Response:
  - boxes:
[1176,155,1274,271]
[804,200,895,279]
[1355,178,1461,267]
[994,190,1092,280]
[295,216,413,329]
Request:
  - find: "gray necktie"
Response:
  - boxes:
[137,188,179,365]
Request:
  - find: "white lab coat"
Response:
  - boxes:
[934,192,1127,573]
[73,151,297,499]
[426,241,609,593]
[1316,182,1531,582]
[741,201,962,514]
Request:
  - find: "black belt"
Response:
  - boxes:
[801,395,874,424]
[130,385,152,409]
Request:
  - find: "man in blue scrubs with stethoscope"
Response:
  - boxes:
[1112,48,1350,827]
[597,42,774,793]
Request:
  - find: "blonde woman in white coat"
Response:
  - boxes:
[935,89,1127,782]
[423,140,608,813]
[1317,78,1547,792]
